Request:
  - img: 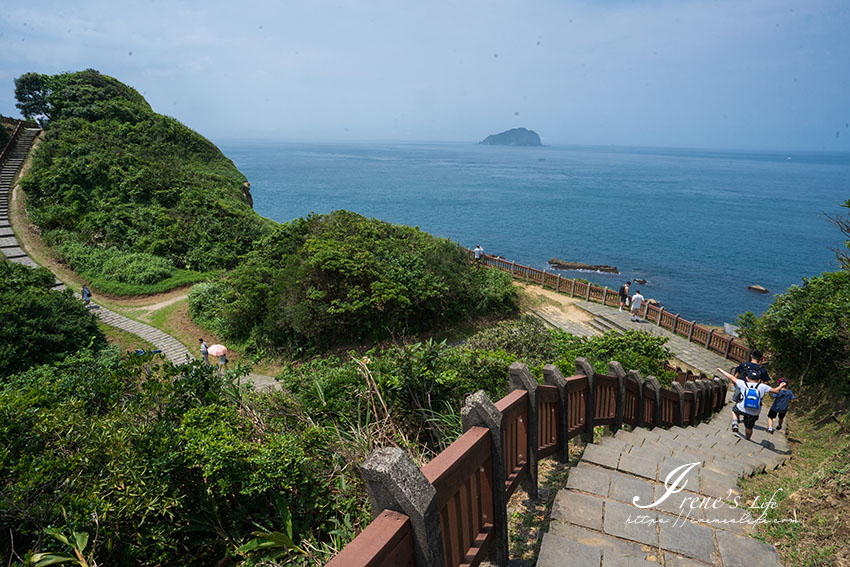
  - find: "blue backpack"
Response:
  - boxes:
[743,384,761,410]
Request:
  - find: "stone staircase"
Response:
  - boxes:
[536,404,789,567]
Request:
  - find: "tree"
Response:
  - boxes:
[825,198,850,271]
[14,72,51,119]
[0,259,105,377]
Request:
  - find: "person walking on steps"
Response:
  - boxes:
[630,289,644,322]
[717,360,786,440]
[767,377,794,433]
[727,349,771,426]
[619,281,631,312]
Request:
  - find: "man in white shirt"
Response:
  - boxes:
[473,244,484,261]
[717,367,786,440]
[630,290,645,322]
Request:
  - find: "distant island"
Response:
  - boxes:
[479,127,542,146]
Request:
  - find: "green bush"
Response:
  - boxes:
[206,210,518,353]
[17,69,273,291]
[738,270,850,391]
[466,315,558,368]
[0,259,105,377]
[552,329,676,386]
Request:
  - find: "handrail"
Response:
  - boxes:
[478,253,749,363]
[0,120,24,170]
[330,361,729,567]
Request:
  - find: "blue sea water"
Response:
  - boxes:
[217,140,850,326]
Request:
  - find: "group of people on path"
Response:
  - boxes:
[618,281,645,323]
[199,338,228,373]
[717,349,795,440]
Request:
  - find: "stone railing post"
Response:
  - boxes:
[628,370,645,426]
[643,376,662,429]
[461,391,508,565]
[696,379,712,420]
[688,322,695,342]
[657,306,665,326]
[585,284,592,301]
[683,382,698,425]
[570,279,576,297]
[556,274,561,292]
[672,314,679,335]
[509,362,539,499]
[713,376,727,411]
[542,364,570,463]
[361,448,446,567]
[706,329,714,351]
[607,361,627,433]
[602,287,608,306]
[575,357,596,443]
[669,382,685,426]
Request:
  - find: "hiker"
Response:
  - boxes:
[727,349,771,424]
[618,281,631,312]
[630,289,644,322]
[199,338,210,366]
[717,364,787,440]
[473,244,485,263]
[81,285,92,307]
[767,377,794,433]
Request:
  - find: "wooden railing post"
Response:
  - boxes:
[669,382,685,426]
[628,370,645,426]
[575,357,596,442]
[642,376,661,429]
[683,382,698,424]
[607,361,627,433]
[461,391,508,566]
[509,363,539,500]
[361,448,446,567]
[542,364,569,463]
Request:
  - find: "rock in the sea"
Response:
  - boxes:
[748,284,770,293]
[548,258,618,274]
[633,278,647,284]
[646,298,660,306]
[480,128,542,146]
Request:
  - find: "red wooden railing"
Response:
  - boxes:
[495,390,529,498]
[329,362,728,567]
[479,254,749,363]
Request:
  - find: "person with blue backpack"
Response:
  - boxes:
[717,352,787,440]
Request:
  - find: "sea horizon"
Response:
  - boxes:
[218,139,849,327]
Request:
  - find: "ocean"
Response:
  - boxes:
[217,140,850,326]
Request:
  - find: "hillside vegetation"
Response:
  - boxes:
[15,69,272,294]
[190,210,519,353]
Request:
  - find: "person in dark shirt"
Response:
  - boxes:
[767,377,794,433]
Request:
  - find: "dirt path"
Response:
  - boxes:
[517,282,595,323]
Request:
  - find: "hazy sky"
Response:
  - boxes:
[1,0,848,150]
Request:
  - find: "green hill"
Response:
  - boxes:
[16,69,273,294]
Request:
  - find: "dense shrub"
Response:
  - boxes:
[552,329,677,386]
[738,270,850,391]
[465,315,559,367]
[196,210,518,352]
[1,352,362,566]
[16,69,273,292]
[0,259,105,377]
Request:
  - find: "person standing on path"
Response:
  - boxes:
[618,281,631,312]
[717,365,786,440]
[728,349,771,425]
[630,289,644,322]
[199,338,210,366]
[81,285,92,307]
[473,244,485,263]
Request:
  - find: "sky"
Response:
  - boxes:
[1,0,849,150]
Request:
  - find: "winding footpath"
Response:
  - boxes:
[3,128,278,389]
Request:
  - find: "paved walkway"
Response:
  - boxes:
[568,300,732,376]
[537,402,789,567]
[2,126,279,389]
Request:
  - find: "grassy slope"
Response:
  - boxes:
[739,390,850,566]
